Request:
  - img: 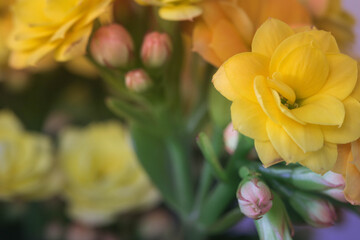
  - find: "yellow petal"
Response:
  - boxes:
[291,94,345,126]
[254,75,281,123]
[231,97,268,141]
[224,52,269,102]
[272,91,305,124]
[274,44,329,99]
[299,142,337,174]
[252,18,294,58]
[267,73,296,104]
[159,4,203,21]
[212,65,238,101]
[269,30,338,74]
[344,162,360,205]
[266,119,307,163]
[45,0,79,21]
[254,140,283,167]
[54,25,92,62]
[281,115,324,153]
[322,97,360,144]
[317,53,358,100]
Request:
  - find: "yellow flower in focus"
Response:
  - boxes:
[60,121,159,226]
[134,0,203,21]
[8,0,113,69]
[190,0,311,67]
[0,110,59,200]
[213,18,360,174]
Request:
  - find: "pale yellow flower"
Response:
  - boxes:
[0,0,13,66]
[134,0,203,21]
[8,0,113,69]
[60,121,159,226]
[0,110,60,200]
[213,18,360,174]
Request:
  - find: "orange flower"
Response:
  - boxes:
[190,0,311,67]
[333,69,360,205]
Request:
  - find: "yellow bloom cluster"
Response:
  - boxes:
[0,0,13,66]
[0,110,59,200]
[213,19,360,174]
[8,0,113,69]
[60,121,159,226]
[134,0,202,21]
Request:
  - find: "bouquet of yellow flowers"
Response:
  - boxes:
[1,0,360,239]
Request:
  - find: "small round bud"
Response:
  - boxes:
[125,69,152,92]
[237,177,273,219]
[223,123,239,154]
[289,192,337,227]
[90,24,134,68]
[141,32,172,68]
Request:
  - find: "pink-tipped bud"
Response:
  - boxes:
[291,168,345,191]
[290,192,337,228]
[322,188,347,203]
[90,24,134,68]
[223,123,239,154]
[237,178,273,219]
[141,32,172,68]
[125,69,152,92]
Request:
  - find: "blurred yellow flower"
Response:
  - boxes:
[302,0,355,50]
[0,110,60,200]
[0,0,13,66]
[134,0,202,21]
[8,0,113,69]
[60,121,159,226]
[213,18,360,174]
[190,0,311,67]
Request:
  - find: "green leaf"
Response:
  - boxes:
[130,124,180,212]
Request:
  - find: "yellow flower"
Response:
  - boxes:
[60,121,159,226]
[0,0,13,66]
[0,110,59,200]
[213,18,360,174]
[8,0,113,69]
[134,0,203,21]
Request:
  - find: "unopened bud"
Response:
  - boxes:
[322,188,347,202]
[237,177,273,219]
[90,24,134,68]
[125,69,152,92]
[141,32,172,68]
[223,123,239,154]
[289,192,337,227]
[291,168,344,191]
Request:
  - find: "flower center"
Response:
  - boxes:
[280,95,299,109]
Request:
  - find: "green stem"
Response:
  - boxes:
[167,137,194,215]
[208,208,244,234]
[198,183,237,226]
[193,163,213,212]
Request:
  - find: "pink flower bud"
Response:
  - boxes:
[237,178,273,219]
[141,32,172,68]
[291,168,345,191]
[125,69,152,92]
[90,24,134,68]
[290,192,337,228]
[322,188,347,202]
[223,123,239,154]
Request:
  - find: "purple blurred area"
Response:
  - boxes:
[344,0,360,57]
